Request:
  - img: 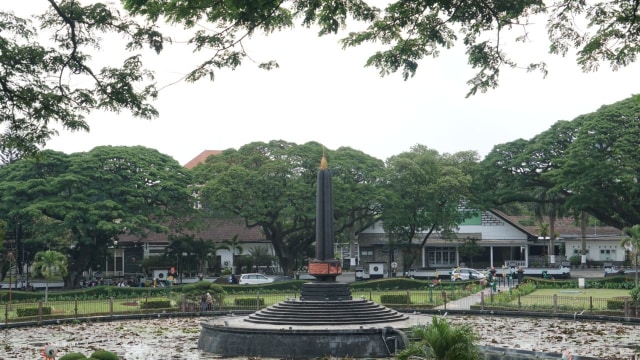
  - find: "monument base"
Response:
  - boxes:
[308,259,342,281]
[300,281,351,301]
[198,316,408,358]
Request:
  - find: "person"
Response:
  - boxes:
[516,266,525,284]
[200,293,207,311]
[206,292,213,311]
[617,266,626,276]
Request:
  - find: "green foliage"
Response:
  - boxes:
[0,147,197,289]
[398,317,480,360]
[606,297,628,310]
[630,286,640,301]
[0,5,159,155]
[569,255,582,266]
[234,297,265,307]
[59,353,88,360]
[380,294,409,305]
[33,250,68,301]
[381,146,477,272]
[88,350,119,360]
[16,306,51,317]
[139,300,172,309]
[480,95,640,230]
[196,141,384,275]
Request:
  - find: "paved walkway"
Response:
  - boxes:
[434,286,511,310]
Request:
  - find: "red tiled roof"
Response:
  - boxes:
[183,150,222,169]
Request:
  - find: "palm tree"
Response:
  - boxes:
[33,250,68,302]
[248,246,275,272]
[397,316,481,360]
[621,224,640,286]
[534,189,565,264]
[222,235,243,274]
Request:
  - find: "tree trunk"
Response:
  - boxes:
[549,213,556,264]
[580,212,588,269]
[64,245,92,289]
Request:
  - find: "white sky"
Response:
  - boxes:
[8,1,640,166]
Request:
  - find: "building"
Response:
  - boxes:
[356,210,626,273]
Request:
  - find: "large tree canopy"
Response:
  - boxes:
[479,94,640,230]
[123,0,640,97]
[0,1,161,155]
[2,0,640,153]
[381,145,477,272]
[0,146,195,288]
[194,140,385,275]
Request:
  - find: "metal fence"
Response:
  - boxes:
[2,290,638,326]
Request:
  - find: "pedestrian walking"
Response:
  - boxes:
[206,292,213,311]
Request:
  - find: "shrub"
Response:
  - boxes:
[89,350,119,360]
[17,306,52,317]
[631,285,640,301]
[140,300,172,309]
[380,294,410,305]
[607,297,629,310]
[59,353,87,360]
[569,255,582,267]
[234,297,264,307]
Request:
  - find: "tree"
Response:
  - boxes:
[381,145,476,273]
[551,95,640,230]
[398,317,480,360]
[0,3,160,155]
[248,246,276,272]
[196,140,384,276]
[6,1,640,153]
[0,146,196,288]
[622,225,640,286]
[479,95,640,232]
[458,238,483,268]
[33,250,68,302]
[222,235,243,275]
[124,0,640,97]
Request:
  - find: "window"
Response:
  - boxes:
[600,249,615,261]
[361,248,374,256]
[428,248,456,267]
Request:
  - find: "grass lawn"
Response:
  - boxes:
[528,288,630,298]
[499,288,633,311]
[3,297,172,320]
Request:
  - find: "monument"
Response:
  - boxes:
[198,154,411,358]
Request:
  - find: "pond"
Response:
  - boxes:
[1,314,638,359]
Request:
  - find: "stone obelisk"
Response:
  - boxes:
[303,153,347,300]
[315,154,335,262]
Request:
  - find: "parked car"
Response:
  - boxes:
[451,268,486,281]
[238,273,274,285]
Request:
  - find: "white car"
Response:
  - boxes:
[238,273,274,285]
[451,268,486,281]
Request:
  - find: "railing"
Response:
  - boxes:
[2,290,639,326]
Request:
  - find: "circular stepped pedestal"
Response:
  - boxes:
[246,298,408,325]
[198,281,410,358]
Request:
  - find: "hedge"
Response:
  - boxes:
[234,297,265,307]
[380,294,410,305]
[140,300,172,309]
[17,306,52,317]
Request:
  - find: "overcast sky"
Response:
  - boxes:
[9,1,640,166]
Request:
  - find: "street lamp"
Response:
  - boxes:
[113,241,118,278]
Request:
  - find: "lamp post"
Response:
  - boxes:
[113,241,118,279]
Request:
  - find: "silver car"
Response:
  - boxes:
[451,268,486,281]
[238,273,274,285]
